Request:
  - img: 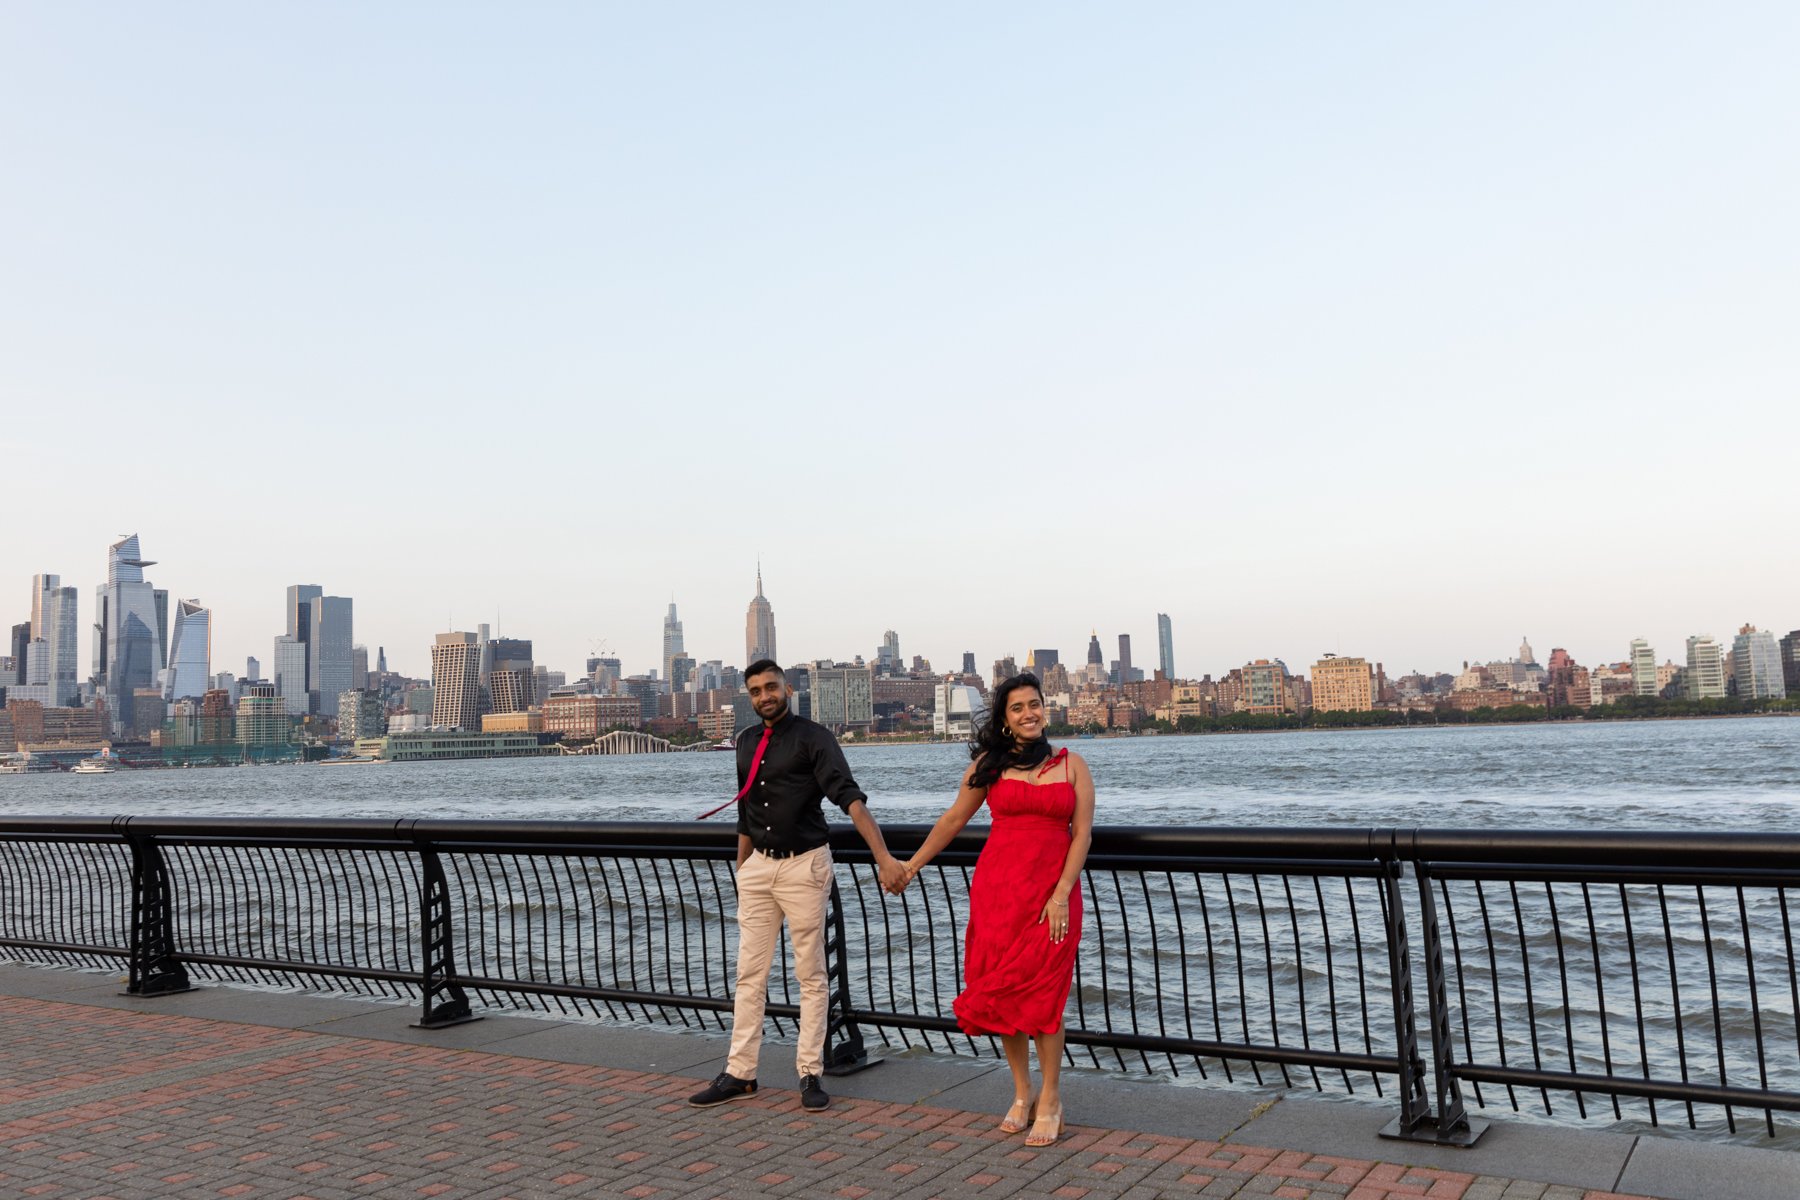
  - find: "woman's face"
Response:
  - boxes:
[1005,687,1046,741]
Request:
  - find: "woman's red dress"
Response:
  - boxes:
[954,749,1082,1037]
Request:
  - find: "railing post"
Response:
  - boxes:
[822,874,880,1076]
[1378,854,1488,1147]
[412,840,479,1029]
[120,823,193,997]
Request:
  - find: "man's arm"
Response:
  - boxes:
[847,800,906,892]
[737,832,753,870]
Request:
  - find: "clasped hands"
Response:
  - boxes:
[877,856,917,896]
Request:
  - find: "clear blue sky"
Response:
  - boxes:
[4,4,1797,681]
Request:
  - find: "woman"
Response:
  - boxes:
[903,673,1094,1147]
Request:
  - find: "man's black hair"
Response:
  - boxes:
[745,658,785,682]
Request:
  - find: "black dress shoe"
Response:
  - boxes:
[800,1073,829,1110]
[688,1071,758,1107]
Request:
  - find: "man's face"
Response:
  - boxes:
[747,671,790,722]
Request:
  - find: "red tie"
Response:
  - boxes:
[698,725,771,820]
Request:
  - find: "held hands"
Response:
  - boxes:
[877,855,914,895]
[1039,895,1071,943]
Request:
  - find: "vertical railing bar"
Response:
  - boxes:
[1695,886,1733,1134]
[1544,881,1585,1119]
[1736,887,1772,1137]
[1473,881,1517,1112]
[1222,872,1264,1086]
[1657,883,1697,1129]
[1620,883,1658,1128]
[1282,875,1320,1090]
[1579,882,1621,1121]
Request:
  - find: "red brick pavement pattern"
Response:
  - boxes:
[0,998,1656,1199]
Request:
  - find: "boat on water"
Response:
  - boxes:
[0,757,27,775]
[318,756,385,766]
[71,756,118,774]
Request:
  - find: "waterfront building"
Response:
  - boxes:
[235,684,291,746]
[1243,659,1293,715]
[1156,614,1174,681]
[1588,663,1634,705]
[745,565,777,666]
[93,535,168,736]
[481,710,544,734]
[696,708,737,739]
[387,713,432,733]
[354,730,555,762]
[31,574,79,706]
[1311,655,1374,712]
[668,655,695,693]
[308,596,354,716]
[272,636,309,716]
[1732,625,1788,700]
[808,662,874,730]
[338,689,387,740]
[1545,649,1592,708]
[543,693,644,737]
[1629,639,1657,696]
[1684,636,1727,700]
[621,675,659,722]
[164,600,212,700]
[931,681,983,738]
[198,689,234,744]
[1783,631,1800,695]
[663,603,685,683]
[404,684,434,714]
[431,632,483,730]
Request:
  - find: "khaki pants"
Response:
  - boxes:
[727,846,834,1080]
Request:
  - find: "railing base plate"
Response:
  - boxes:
[824,1054,884,1077]
[412,1013,485,1030]
[1378,1114,1489,1148]
[120,984,198,998]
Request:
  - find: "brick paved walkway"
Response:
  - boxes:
[0,997,1654,1199]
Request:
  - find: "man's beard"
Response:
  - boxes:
[760,698,789,724]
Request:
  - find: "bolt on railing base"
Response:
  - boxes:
[1378,1113,1489,1148]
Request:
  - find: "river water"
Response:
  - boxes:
[4,716,1797,829]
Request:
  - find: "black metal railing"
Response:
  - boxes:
[3,816,1799,1143]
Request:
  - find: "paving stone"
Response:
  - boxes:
[0,968,1715,1200]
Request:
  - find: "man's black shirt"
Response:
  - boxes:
[735,711,867,853]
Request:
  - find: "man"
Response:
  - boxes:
[688,659,909,1112]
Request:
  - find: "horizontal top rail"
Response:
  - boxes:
[4,816,1800,870]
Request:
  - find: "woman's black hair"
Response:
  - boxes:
[969,673,1055,789]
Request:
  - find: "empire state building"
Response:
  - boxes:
[745,565,777,666]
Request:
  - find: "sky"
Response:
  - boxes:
[3,4,1797,684]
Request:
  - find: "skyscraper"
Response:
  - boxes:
[164,600,212,700]
[94,534,169,736]
[1732,625,1787,700]
[1518,637,1537,665]
[745,565,777,667]
[1117,634,1135,684]
[961,652,977,676]
[432,632,483,729]
[308,596,354,714]
[1684,636,1727,700]
[1157,614,1175,680]
[31,574,79,706]
[489,638,535,713]
[284,584,321,706]
[10,622,30,685]
[272,635,309,716]
[245,655,261,682]
[663,603,685,683]
[877,630,900,675]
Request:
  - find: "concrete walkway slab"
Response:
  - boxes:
[1233,1091,1640,1192]
[1617,1134,1800,1200]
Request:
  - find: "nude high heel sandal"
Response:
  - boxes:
[1025,1104,1064,1146]
[999,1097,1036,1134]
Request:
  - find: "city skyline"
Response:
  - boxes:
[5,535,1795,695]
[4,8,1797,684]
